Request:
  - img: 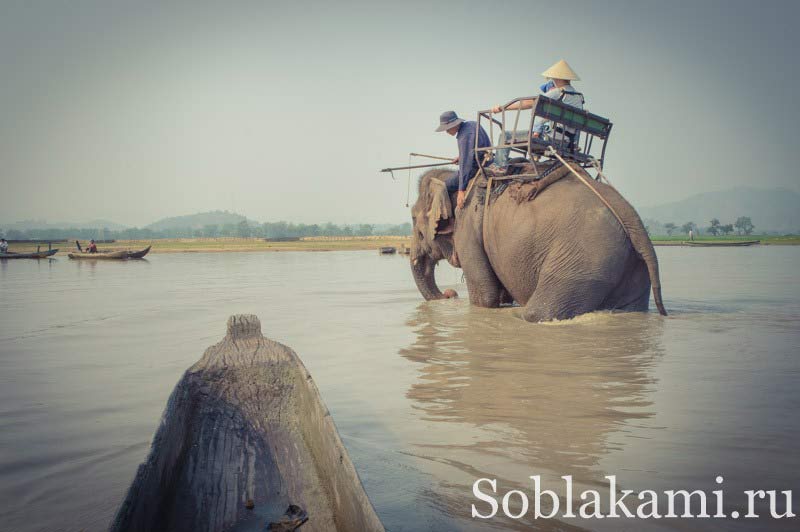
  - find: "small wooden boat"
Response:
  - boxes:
[68,245,151,260]
[378,246,397,255]
[0,249,58,259]
[126,245,151,259]
[111,315,384,532]
[682,240,760,247]
[68,250,129,260]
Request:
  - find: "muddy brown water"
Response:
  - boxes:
[0,248,798,531]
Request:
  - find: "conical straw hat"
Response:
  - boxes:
[541,59,580,81]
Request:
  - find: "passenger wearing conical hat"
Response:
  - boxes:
[492,60,586,167]
[492,59,582,114]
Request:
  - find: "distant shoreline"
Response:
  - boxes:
[10,236,413,255]
[650,235,799,246]
[7,235,799,256]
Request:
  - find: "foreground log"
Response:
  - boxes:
[111,314,384,532]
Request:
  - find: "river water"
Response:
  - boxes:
[0,247,798,531]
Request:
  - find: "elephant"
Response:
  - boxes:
[409,165,666,322]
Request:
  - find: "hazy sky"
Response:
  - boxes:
[1,0,798,227]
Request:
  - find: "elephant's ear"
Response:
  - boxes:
[425,178,454,240]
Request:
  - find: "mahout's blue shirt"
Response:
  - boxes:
[456,121,491,191]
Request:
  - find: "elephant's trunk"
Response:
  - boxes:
[411,255,446,301]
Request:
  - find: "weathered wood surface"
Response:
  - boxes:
[0,249,58,259]
[68,246,151,260]
[110,314,384,532]
[126,245,152,259]
[68,250,129,260]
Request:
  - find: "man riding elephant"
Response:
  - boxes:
[435,110,492,210]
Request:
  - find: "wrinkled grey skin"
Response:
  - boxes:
[410,169,666,322]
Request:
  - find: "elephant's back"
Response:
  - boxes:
[488,175,628,244]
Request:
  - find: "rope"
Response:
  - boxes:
[482,175,493,250]
[589,157,611,185]
[545,147,630,239]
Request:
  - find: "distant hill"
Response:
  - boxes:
[639,187,800,233]
[0,218,128,231]
[144,210,259,231]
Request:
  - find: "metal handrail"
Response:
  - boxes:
[476,95,540,115]
[475,94,613,172]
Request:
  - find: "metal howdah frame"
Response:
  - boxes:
[474,96,613,180]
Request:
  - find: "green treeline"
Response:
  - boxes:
[1,221,413,241]
[646,216,757,237]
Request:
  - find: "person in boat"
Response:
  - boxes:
[0,238,8,253]
[86,239,98,253]
[435,110,492,209]
[491,59,585,168]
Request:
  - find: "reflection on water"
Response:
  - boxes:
[400,303,665,530]
[0,247,798,532]
[404,305,664,474]
[395,247,800,532]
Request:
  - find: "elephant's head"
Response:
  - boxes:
[410,169,459,300]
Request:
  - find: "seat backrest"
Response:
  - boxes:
[534,96,611,139]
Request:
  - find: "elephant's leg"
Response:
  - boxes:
[603,256,651,312]
[459,246,505,308]
[465,275,505,308]
[453,211,506,307]
[522,276,613,322]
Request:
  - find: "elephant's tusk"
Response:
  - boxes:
[412,258,419,266]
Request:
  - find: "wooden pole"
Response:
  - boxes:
[381,161,454,173]
[409,152,453,162]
